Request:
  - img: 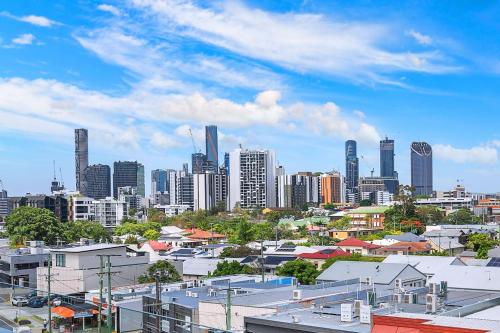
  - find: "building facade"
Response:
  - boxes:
[191,152,207,174]
[345,140,359,196]
[113,161,145,198]
[205,125,218,172]
[380,137,396,178]
[93,197,128,228]
[150,169,169,196]
[9,195,68,222]
[320,172,345,205]
[84,164,111,199]
[0,190,9,221]
[411,142,433,196]
[229,149,277,209]
[193,172,227,211]
[74,128,89,194]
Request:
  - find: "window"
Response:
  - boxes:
[55,254,66,267]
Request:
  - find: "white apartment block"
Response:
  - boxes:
[229,148,276,209]
[71,196,95,221]
[37,244,149,295]
[153,204,190,217]
[193,173,227,211]
[93,197,128,228]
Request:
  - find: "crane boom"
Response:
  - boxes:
[188,128,198,154]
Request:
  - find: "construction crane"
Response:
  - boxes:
[59,168,65,188]
[188,128,201,153]
[188,128,204,172]
[370,168,375,177]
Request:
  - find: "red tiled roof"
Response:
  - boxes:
[146,240,171,251]
[298,249,350,259]
[336,238,381,249]
[186,228,225,240]
[379,241,432,253]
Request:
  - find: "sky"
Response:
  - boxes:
[1,0,500,196]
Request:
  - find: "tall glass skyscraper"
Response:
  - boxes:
[84,164,111,199]
[151,169,168,195]
[205,125,218,171]
[113,161,145,198]
[411,142,433,196]
[345,140,359,194]
[74,128,88,194]
[380,137,395,178]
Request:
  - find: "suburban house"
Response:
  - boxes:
[335,237,381,255]
[374,241,433,256]
[136,240,171,263]
[37,244,150,295]
[328,227,383,240]
[185,228,226,245]
[317,261,427,288]
[297,248,349,268]
[383,254,465,278]
[345,206,389,229]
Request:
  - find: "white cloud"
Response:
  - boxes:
[0,77,381,150]
[12,34,35,45]
[128,0,458,84]
[0,12,59,27]
[407,29,433,46]
[434,144,498,164]
[97,4,122,16]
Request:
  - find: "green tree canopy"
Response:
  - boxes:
[209,260,255,277]
[64,220,111,243]
[415,206,444,225]
[5,207,63,245]
[445,209,480,225]
[467,233,498,259]
[138,260,181,283]
[276,260,319,285]
[327,216,351,230]
[113,221,161,237]
[219,246,259,259]
[251,222,274,241]
[143,229,161,241]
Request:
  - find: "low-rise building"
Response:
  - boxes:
[0,241,48,288]
[374,241,433,256]
[335,238,381,255]
[37,244,149,295]
[383,254,465,278]
[297,248,349,269]
[345,206,389,229]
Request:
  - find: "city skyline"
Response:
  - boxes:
[2,1,500,194]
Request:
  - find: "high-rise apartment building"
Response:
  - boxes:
[224,152,230,176]
[74,129,88,194]
[205,125,218,172]
[0,190,9,221]
[345,140,359,195]
[93,197,128,228]
[113,161,145,198]
[380,137,395,178]
[193,172,227,211]
[84,164,111,199]
[9,195,68,222]
[276,174,308,209]
[320,172,345,205]
[229,149,276,209]
[411,142,433,196]
[191,153,207,174]
[118,186,144,211]
[151,169,169,196]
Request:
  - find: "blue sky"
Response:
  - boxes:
[1,0,500,195]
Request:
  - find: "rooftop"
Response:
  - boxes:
[50,243,127,253]
[429,265,500,291]
[336,238,381,249]
[347,206,390,214]
[383,254,464,275]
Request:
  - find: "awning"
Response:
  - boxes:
[52,307,75,319]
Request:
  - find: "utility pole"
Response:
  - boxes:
[225,282,232,331]
[47,253,52,333]
[106,256,112,333]
[97,255,120,333]
[98,256,104,333]
[155,271,161,333]
[260,240,265,283]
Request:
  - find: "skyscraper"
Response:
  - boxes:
[84,164,111,199]
[345,140,359,194]
[224,152,230,176]
[411,142,433,196]
[151,169,168,196]
[191,153,207,174]
[113,161,145,198]
[229,148,276,209]
[75,128,88,194]
[380,137,395,178]
[205,125,218,171]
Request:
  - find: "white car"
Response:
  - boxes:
[12,296,28,307]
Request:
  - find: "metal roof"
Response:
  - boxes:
[428,265,500,291]
[50,243,126,253]
[382,254,465,275]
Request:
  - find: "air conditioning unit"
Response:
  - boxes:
[185,291,192,297]
[209,290,217,297]
[354,300,363,316]
[379,302,390,309]
[426,294,437,313]
[360,305,371,324]
[429,283,440,294]
[340,303,353,322]
[292,289,303,300]
[191,293,198,298]
[395,278,403,290]
[394,293,403,303]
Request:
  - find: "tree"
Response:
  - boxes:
[323,203,336,210]
[64,221,111,243]
[147,208,167,224]
[251,222,274,241]
[276,260,319,285]
[143,229,161,241]
[467,233,497,259]
[229,219,254,245]
[209,260,255,277]
[359,199,372,207]
[445,209,480,225]
[327,216,351,230]
[219,246,259,259]
[138,260,181,283]
[415,206,444,225]
[5,207,64,245]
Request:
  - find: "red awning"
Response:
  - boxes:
[52,306,75,319]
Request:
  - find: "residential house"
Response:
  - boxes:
[335,238,381,255]
[375,241,433,256]
[382,254,465,278]
[345,206,389,229]
[297,248,349,269]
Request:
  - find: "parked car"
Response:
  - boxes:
[41,296,62,306]
[11,296,28,307]
[27,296,44,308]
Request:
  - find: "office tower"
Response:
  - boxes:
[380,137,395,178]
[411,142,433,196]
[0,190,9,220]
[9,195,68,222]
[193,172,227,211]
[75,128,88,194]
[84,164,111,199]
[113,161,145,198]
[191,153,207,174]
[151,169,168,196]
[205,125,218,172]
[182,163,189,174]
[229,148,277,209]
[345,140,359,194]
[224,152,230,176]
[320,172,345,205]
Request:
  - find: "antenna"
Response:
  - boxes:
[59,168,65,187]
[370,168,375,177]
